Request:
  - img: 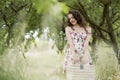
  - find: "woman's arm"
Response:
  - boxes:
[65,27,76,54]
[83,27,92,63]
[84,27,91,51]
[63,27,76,72]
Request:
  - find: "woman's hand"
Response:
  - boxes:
[71,53,80,64]
[80,56,87,64]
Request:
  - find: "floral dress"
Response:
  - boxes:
[63,30,95,80]
[63,31,92,70]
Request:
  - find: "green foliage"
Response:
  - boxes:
[0,0,30,26]
[26,8,43,34]
[32,0,52,13]
[0,49,27,80]
[39,2,68,53]
[0,41,66,80]
[0,0,120,80]
[0,0,32,54]
[0,27,7,55]
[95,44,119,80]
[60,0,120,62]
[0,0,69,54]
[54,31,66,54]
[0,0,44,55]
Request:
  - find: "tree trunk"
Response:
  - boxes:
[105,4,119,62]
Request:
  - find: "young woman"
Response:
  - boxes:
[63,10,95,80]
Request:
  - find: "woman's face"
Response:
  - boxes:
[68,14,77,26]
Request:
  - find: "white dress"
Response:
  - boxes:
[63,31,95,80]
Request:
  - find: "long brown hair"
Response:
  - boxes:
[67,10,88,33]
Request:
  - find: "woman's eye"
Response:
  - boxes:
[71,17,74,19]
[68,18,71,20]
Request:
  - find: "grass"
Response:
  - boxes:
[0,40,120,80]
[0,40,66,80]
[95,43,119,80]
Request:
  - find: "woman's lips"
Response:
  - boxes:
[71,21,75,24]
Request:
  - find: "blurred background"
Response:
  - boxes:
[0,0,120,80]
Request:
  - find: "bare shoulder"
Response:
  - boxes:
[86,26,91,33]
[65,26,73,32]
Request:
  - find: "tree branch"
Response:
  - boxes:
[112,16,120,24]
[74,0,110,33]
[114,26,120,31]
[99,5,106,26]
[111,10,118,19]
[9,2,17,13]
[9,1,28,13]
[2,15,10,27]
[17,4,28,12]
[27,1,32,14]
[66,4,77,10]
[75,0,88,19]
